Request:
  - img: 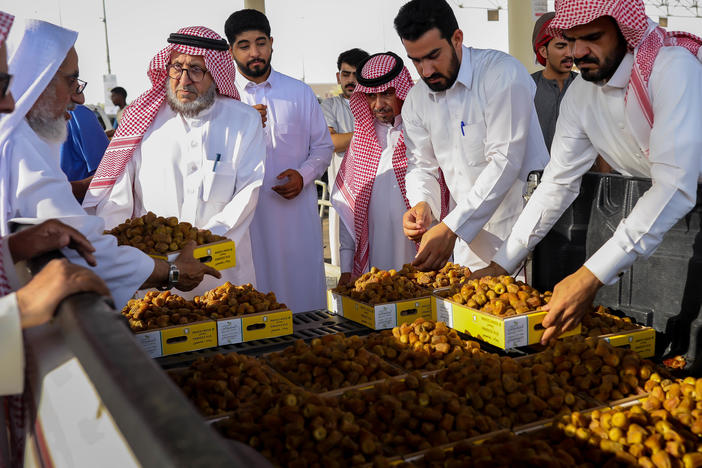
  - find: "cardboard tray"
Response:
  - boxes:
[327,290,434,330]
[132,307,293,358]
[432,294,581,350]
[148,239,236,271]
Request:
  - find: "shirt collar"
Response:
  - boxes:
[374,114,403,129]
[602,53,634,89]
[428,45,472,101]
[181,96,217,127]
[235,67,275,91]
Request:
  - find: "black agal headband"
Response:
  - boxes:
[167,33,229,51]
[356,51,404,88]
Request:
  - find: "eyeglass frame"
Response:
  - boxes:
[167,63,209,83]
[0,72,12,99]
[75,78,87,95]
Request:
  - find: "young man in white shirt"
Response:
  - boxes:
[473,0,702,343]
[394,0,549,273]
[225,9,334,313]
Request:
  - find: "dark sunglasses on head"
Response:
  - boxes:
[0,72,12,99]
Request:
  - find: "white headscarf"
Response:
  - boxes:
[0,20,77,234]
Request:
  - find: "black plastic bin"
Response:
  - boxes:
[530,172,702,374]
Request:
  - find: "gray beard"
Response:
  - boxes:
[26,82,70,144]
[166,82,217,118]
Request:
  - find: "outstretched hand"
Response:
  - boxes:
[9,219,97,266]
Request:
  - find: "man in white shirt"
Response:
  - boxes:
[473,0,702,343]
[394,0,549,273]
[84,26,265,294]
[225,10,334,312]
[321,48,369,267]
[332,52,447,286]
[0,20,218,311]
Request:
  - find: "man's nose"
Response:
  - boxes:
[0,91,15,114]
[72,90,85,105]
[572,41,589,59]
[420,60,436,77]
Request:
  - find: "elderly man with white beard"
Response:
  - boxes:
[83,26,266,294]
[0,20,220,310]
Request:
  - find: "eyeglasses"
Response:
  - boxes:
[167,63,208,83]
[75,78,87,95]
[0,72,12,99]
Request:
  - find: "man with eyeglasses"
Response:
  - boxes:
[0,20,221,314]
[84,26,266,293]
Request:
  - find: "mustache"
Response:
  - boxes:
[574,55,599,66]
[427,73,445,81]
[373,107,392,114]
[247,59,266,67]
[177,84,198,93]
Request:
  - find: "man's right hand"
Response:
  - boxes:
[16,259,111,329]
[173,241,221,291]
[403,201,433,242]
[469,261,509,280]
[253,104,267,128]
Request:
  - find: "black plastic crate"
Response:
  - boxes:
[532,172,702,374]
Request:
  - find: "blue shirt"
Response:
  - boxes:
[60,105,109,181]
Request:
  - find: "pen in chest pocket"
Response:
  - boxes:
[460,121,465,136]
[212,153,221,172]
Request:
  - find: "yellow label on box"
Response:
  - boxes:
[150,240,236,271]
[160,321,217,355]
[396,298,433,325]
[604,328,655,358]
[241,309,293,341]
[433,295,579,348]
[328,290,432,330]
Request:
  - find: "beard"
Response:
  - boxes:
[235,56,271,79]
[26,81,71,144]
[166,82,217,118]
[422,46,460,92]
[575,39,627,84]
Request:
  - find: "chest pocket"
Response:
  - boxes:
[202,171,236,203]
[460,120,488,166]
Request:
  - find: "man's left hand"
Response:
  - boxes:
[540,266,603,345]
[8,219,97,266]
[411,222,457,271]
[273,169,304,199]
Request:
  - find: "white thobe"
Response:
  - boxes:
[494,48,702,285]
[0,238,24,396]
[236,69,334,313]
[338,116,415,274]
[402,46,549,271]
[321,95,355,267]
[90,96,266,296]
[1,120,155,309]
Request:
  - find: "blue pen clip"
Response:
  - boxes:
[460,121,465,136]
[213,153,221,172]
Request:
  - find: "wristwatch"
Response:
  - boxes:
[158,261,180,291]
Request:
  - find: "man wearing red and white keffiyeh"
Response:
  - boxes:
[331,52,449,283]
[84,26,266,293]
[477,0,702,344]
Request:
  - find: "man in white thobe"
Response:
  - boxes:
[84,26,265,295]
[225,9,334,312]
[0,21,217,310]
[394,0,549,273]
[473,0,702,343]
[321,48,369,266]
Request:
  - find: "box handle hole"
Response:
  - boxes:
[246,323,266,331]
[166,336,187,344]
[400,308,418,317]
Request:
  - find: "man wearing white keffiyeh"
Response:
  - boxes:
[474,0,702,343]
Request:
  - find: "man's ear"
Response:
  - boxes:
[336,72,341,85]
[451,29,463,50]
[538,45,548,61]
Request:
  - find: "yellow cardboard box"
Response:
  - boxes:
[149,239,236,270]
[134,319,218,358]
[599,327,655,358]
[327,290,433,330]
[216,308,293,345]
[432,294,580,349]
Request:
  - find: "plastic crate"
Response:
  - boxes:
[531,172,702,374]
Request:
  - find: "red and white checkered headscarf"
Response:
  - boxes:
[83,26,240,209]
[550,0,702,155]
[333,52,449,276]
[0,11,13,47]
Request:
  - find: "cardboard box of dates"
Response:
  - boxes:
[328,267,434,330]
[432,276,581,349]
[122,283,292,358]
[106,211,236,270]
